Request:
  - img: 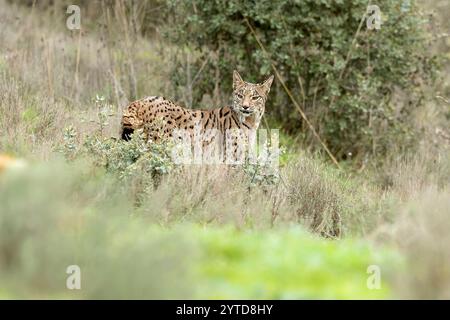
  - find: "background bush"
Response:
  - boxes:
[165,0,438,160]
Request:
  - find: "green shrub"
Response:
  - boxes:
[165,0,438,159]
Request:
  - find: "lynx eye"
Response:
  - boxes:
[251,96,260,101]
[236,93,244,99]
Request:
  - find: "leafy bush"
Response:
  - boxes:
[165,0,438,159]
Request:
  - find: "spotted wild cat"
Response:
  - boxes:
[121,71,274,163]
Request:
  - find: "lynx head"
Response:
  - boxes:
[232,70,274,121]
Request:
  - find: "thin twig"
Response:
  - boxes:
[327,1,370,111]
[191,52,212,86]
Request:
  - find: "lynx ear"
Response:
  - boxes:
[233,70,244,90]
[261,75,274,94]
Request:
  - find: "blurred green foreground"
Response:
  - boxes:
[0,160,398,299]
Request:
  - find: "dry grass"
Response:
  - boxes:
[374,187,450,299]
[0,0,171,158]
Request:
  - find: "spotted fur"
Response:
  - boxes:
[121,71,273,160]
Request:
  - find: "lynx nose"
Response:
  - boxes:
[242,105,250,110]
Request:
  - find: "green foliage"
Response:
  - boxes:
[243,137,282,187]
[198,226,397,299]
[165,0,438,159]
[61,126,78,160]
[60,125,176,206]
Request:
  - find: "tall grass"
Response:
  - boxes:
[0,0,171,157]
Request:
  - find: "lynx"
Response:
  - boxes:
[121,71,274,163]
